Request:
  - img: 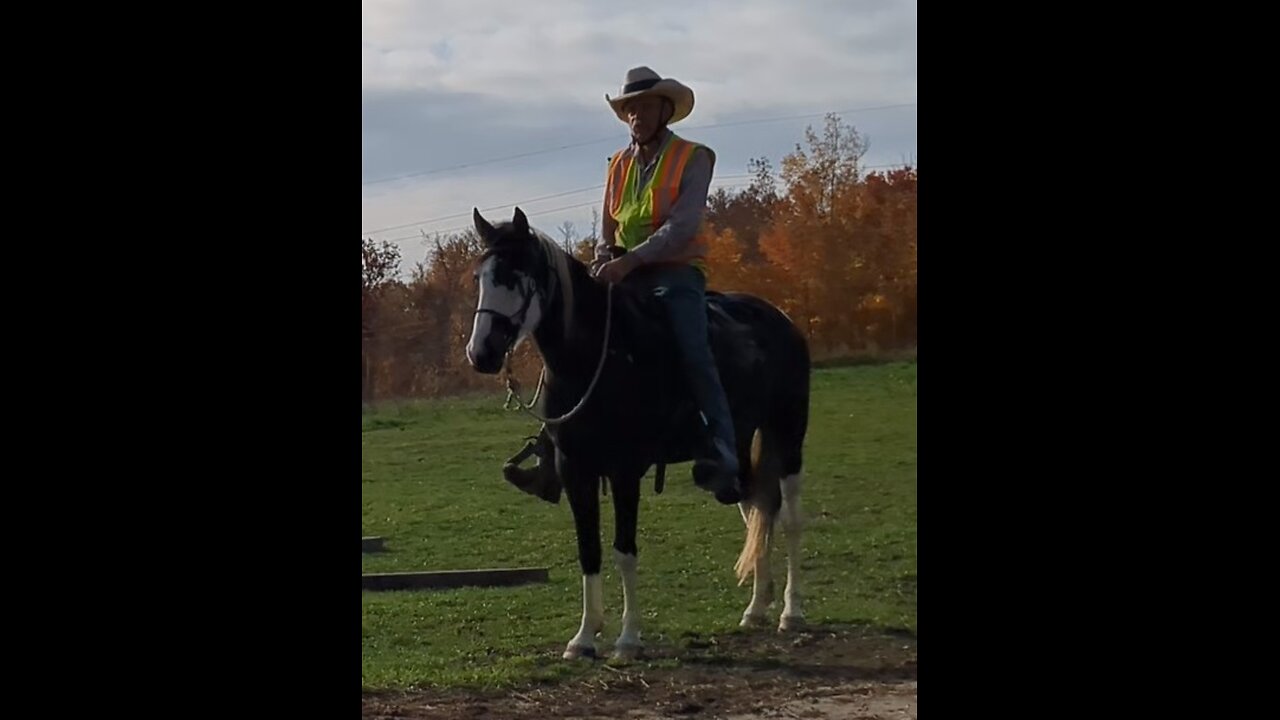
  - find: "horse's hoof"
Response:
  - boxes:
[611,643,642,662]
[563,644,597,660]
[778,615,806,632]
[740,613,770,628]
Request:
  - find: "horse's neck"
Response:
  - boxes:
[534,257,609,378]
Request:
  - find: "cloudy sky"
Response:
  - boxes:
[361,0,917,273]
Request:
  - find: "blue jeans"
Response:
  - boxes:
[629,264,738,463]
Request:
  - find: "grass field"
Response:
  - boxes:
[361,362,916,692]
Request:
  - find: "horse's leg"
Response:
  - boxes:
[562,459,604,660]
[610,473,643,660]
[773,376,809,633]
[778,468,805,631]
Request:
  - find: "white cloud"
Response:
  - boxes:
[361,0,915,109]
[361,0,917,272]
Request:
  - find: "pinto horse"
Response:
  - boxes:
[465,207,811,660]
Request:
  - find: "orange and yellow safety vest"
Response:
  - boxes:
[605,133,710,271]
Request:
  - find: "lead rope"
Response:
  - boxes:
[502,281,613,426]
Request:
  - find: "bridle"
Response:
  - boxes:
[473,247,613,427]
[472,280,537,334]
[502,283,613,427]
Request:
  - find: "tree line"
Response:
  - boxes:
[362,114,916,404]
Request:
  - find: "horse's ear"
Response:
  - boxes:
[512,206,529,238]
[473,208,495,245]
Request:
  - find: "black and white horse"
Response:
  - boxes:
[465,207,811,660]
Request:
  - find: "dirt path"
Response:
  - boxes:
[364,624,917,719]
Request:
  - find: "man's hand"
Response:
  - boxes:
[590,243,614,274]
[593,252,641,284]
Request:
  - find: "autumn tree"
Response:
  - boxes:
[706,156,780,264]
[858,167,917,347]
[572,208,602,262]
[361,238,401,405]
[759,114,872,349]
[363,116,916,402]
[362,238,400,323]
[557,220,578,255]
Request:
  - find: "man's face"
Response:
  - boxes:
[622,95,669,143]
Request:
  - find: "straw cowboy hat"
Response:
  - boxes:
[605,66,695,125]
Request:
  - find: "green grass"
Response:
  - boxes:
[361,362,916,691]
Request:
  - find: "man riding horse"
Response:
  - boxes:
[502,66,743,506]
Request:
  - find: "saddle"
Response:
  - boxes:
[601,247,763,494]
[602,247,757,366]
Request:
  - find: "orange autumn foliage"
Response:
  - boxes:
[362,114,915,403]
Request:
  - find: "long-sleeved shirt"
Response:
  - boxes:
[600,129,716,265]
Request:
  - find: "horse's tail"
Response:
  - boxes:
[735,428,782,585]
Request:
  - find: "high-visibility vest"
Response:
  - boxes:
[606,133,710,270]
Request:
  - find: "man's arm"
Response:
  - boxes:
[626,146,715,265]
[597,153,621,262]
[598,196,617,257]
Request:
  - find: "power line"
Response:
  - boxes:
[360,102,916,186]
[362,184,606,236]
[365,162,914,241]
[684,103,916,131]
[379,199,608,244]
[381,178,756,244]
[363,172,757,237]
[362,138,613,187]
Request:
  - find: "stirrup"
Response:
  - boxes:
[504,435,545,468]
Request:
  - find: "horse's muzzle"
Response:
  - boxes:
[470,351,504,374]
[466,332,510,374]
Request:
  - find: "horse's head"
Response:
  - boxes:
[465,206,550,374]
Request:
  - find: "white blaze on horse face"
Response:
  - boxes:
[516,277,543,345]
[465,256,543,365]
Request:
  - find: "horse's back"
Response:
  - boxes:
[705,290,809,475]
[615,282,809,412]
[706,290,809,412]
[707,290,810,374]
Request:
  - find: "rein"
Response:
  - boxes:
[503,281,614,426]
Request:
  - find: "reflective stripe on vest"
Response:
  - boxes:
[606,134,709,268]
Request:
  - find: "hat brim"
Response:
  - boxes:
[606,80,694,125]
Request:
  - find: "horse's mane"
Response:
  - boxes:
[529,228,577,340]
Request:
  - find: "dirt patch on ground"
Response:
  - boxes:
[364,623,917,719]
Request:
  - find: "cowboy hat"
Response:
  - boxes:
[605,66,695,125]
